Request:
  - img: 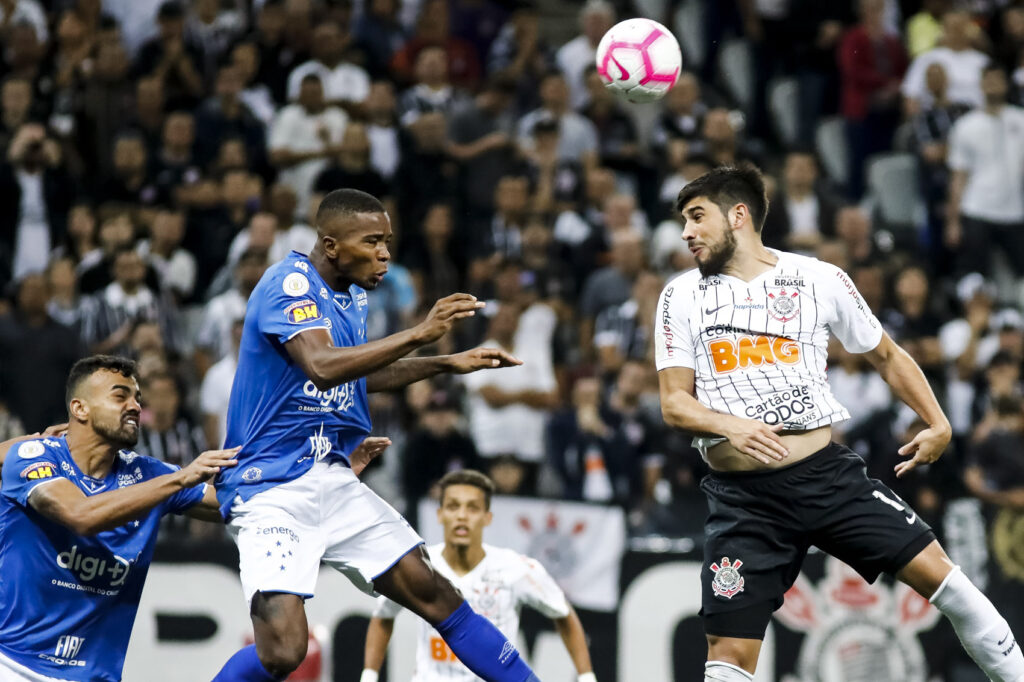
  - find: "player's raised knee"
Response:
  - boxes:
[257,634,308,676]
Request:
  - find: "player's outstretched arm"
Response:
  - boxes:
[862,332,952,477]
[360,616,395,682]
[553,606,597,681]
[366,348,522,393]
[287,293,485,391]
[658,366,789,465]
[28,448,239,535]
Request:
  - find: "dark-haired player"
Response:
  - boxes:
[362,470,596,682]
[212,189,540,682]
[656,165,1024,681]
[0,355,239,681]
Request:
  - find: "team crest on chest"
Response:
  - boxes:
[767,287,800,322]
[710,557,745,599]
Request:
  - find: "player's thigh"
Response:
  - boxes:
[319,464,425,595]
[896,539,955,599]
[700,476,808,640]
[809,451,935,584]
[227,483,325,606]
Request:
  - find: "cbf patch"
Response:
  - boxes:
[21,461,58,480]
[282,272,310,297]
[284,300,322,324]
[17,441,45,459]
[710,557,745,599]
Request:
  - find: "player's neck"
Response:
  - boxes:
[65,426,119,479]
[308,247,352,292]
[443,543,486,576]
[721,240,778,283]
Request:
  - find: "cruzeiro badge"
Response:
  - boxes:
[767,288,800,322]
[710,557,745,599]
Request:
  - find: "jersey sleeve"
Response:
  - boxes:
[513,555,571,619]
[654,281,695,371]
[144,458,207,514]
[371,595,403,619]
[1,440,65,506]
[254,270,330,344]
[946,117,973,172]
[826,265,884,353]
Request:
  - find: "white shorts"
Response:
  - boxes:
[227,459,423,605]
[0,652,71,682]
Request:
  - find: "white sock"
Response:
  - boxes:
[930,565,1024,682]
[705,661,754,681]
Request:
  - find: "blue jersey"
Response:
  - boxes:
[0,437,204,681]
[219,251,373,516]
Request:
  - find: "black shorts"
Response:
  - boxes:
[699,442,935,639]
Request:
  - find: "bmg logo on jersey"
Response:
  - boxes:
[56,545,131,587]
[708,335,800,373]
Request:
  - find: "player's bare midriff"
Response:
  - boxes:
[707,425,832,473]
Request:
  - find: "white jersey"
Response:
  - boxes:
[654,250,883,455]
[373,543,570,681]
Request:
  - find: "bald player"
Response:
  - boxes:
[211,189,541,682]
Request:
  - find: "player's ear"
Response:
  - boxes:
[68,397,88,423]
[730,204,747,230]
[484,510,493,527]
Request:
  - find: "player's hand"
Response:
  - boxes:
[895,422,951,478]
[723,418,788,465]
[413,293,485,344]
[446,347,522,374]
[350,437,391,477]
[179,447,240,487]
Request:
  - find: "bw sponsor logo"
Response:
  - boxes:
[285,300,321,324]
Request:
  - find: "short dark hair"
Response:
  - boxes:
[316,188,385,226]
[438,470,495,510]
[66,355,139,406]
[675,164,770,233]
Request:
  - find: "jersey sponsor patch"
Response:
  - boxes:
[17,441,46,458]
[708,335,800,373]
[282,272,310,297]
[21,461,58,480]
[284,300,322,324]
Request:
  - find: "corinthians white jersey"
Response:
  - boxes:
[373,543,570,681]
[654,250,883,452]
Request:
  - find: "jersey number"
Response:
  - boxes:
[430,637,459,663]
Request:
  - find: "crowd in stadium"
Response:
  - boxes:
[0,0,1023,541]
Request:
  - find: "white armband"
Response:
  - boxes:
[359,670,379,682]
[578,673,597,682]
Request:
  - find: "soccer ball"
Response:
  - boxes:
[595,18,682,103]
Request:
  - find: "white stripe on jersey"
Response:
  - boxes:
[372,544,570,682]
[654,250,883,456]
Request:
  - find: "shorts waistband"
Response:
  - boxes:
[707,441,842,480]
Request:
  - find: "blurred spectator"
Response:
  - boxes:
[45,256,82,329]
[394,111,457,251]
[407,202,462,305]
[517,71,598,170]
[903,11,989,115]
[522,114,583,218]
[579,229,646,357]
[0,123,75,285]
[0,0,48,45]
[185,0,244,84]
[398,46,468,128]
[468,173,530,287]
[93,132,162,207]
[762,150,842,252]
[462,300,558,496]
[265,182,317,257]
[123,76,167,154]
[137,207,195,302]
[132,1,204,110]
[137,372,204,468]
[834,206,881,267]
[737,0,797,141]
[827,339,892,442]
[487,1,551,114]
[593,271,661,376]
[228,41,276,130]
[580,65,640,183]
[0,76,35,155]
[54,202,100,269]
[945,65,1024,278]
[313,122,390,203]
[0,402,25,442]
[268,73,346,217]
[248,0,296,105]
[838,0,908,199]
[1,21,46,102]
[964,395,1024,509]
[400,387,483,526]
[195,245,267,370]
[649,72,707,154]
[555,0,613,110]
[79,247,180,356]
[905,0,950,58]
[0,273,83,431]
[693,108,762,169]
[390,0,481,91]
[194,63,266,171]
[286,21,369,109]
[364,80,401,181]
[655,141,711,223]
[448,0,508,65]
[789,0,852,146]
[353,0,408,78]
[152,110,201,206]
[996,7,1024,78]
[200,317,242,449]
[882,264,946,387]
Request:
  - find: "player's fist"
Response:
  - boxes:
[722,418,789,466]
[350,437,391,477]
[179,447,240,487]
[414,293,485,344]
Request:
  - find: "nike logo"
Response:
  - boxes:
[998,631,1012,646]
[905,513,917,525]
[705,304,730,315]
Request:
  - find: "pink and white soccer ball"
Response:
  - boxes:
[596,18,682,103]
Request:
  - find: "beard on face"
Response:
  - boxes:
[697,227,737,278]
[93,415,139,448]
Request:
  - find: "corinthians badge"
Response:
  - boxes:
[710,557,745,599]
[767,288,800,322]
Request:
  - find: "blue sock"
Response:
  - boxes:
[211,644,281,682]
[435,601,539,682]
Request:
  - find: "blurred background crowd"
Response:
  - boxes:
[1,0,1024,556]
